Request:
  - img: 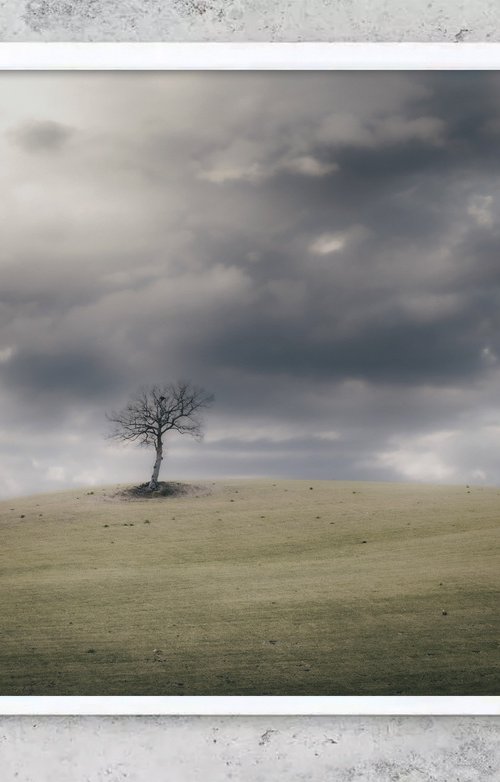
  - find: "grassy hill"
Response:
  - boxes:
[0,478,498,695]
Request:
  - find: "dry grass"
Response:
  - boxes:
[0,479,498,695]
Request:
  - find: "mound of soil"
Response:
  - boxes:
[118,482,210,500]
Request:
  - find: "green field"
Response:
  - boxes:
[0,479,498,695]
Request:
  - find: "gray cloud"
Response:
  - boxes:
[9,119,75,152]
[3,347,124,401]
[1,71,500,497]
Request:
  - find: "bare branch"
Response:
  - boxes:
[106,381,214,486]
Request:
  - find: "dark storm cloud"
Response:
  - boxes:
[9,119,75,152]
[2,71,500,496]
[181,75,500,392]
[2,348,124,400]
[199,311,488,385]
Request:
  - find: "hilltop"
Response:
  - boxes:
[0,479,498,695]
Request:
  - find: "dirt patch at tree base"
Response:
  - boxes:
[116,482,211,500]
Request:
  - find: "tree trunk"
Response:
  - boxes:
[149,439,163,490]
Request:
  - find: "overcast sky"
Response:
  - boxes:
[2,71,500,497]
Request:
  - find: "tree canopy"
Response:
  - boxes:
[107,381,214,489]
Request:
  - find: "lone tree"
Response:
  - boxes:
[107,381,214,490]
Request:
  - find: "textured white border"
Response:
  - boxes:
[0,42,499,70]
[0,41,497,716]
[0,696,498,715]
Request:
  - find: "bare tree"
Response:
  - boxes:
[107,381,214,490]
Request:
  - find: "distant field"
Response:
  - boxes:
[0,479,498,695]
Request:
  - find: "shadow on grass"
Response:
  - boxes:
[116,481,211,500]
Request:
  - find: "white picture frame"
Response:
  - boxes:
[0,41,498,717]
